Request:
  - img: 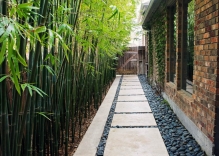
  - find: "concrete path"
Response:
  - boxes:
[74,75,168,156]
[104,75,168,156]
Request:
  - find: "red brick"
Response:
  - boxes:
[211,37,218,43]
[203,32,210,38]
[211,23,219,31]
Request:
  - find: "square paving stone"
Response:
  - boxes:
[115,102,151,112]
[123,79,139,81]
[111,114,156,126]
[123,78,139,81]
[120,85,142,89]
[123,77,139,79]
[123,76,139,79]
[121,82,141,86]
[117,95,146,101]
[104,128,168,156]
[119,89,144,95]
[123,75,138,77]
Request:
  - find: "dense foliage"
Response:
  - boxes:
[148,30,153,79]
[147,0,194,88]
[0,0,136,155]
[148,10,166,88]
[153,13,166,87]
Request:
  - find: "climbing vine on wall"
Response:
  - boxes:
[154,13,166,86]
[148,11,166,88]
[148,30,153,79]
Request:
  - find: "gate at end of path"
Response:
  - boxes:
[116,46,146,75]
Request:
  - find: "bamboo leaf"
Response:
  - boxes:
[108,5,118,20]
[0,75,9,82]
[36,112,51,121]
[31,85,47,97]
[40,65,56,75]
[62,42,70,62]
[0,40,7,65]
[10,76,21,95]
[58,23,72,34]
[17,2,39,10]
[44,53,56,65]
[0,27,4,36]
[21,83,28,91]
[8,39,21,95]
[21,83,47,97]
[27,85,33,96]
[0,23,15,43]
[48,29,54,47]
[108,10,118,20]
[13,50,28,67]
[52,31,63,41]
[34,26,47,34]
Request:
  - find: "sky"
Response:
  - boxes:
[129,0,150,47]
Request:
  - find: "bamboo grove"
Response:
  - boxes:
[0,0,136,155]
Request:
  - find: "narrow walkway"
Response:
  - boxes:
[104,75,168,156]
[74,75,168,156]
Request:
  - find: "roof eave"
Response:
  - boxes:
[141,0,164,30]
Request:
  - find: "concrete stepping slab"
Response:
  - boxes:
[122,80,139,82]
[123,76,139,79]
[123,75,138,77]
[119,89,144,95]
[123,76,139,80]
[122,81,140,83]
[123,78,139,80]
[123,79,139,81]
[111,114,156,126]
[117,95,146,101]
[115,102,151,112]
[120,85,142,89]
[104,128,169,156]
[121,82,141,86]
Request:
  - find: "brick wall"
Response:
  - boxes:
[164,0,219,154]
[193,0,219,154]
[194,0,218,142]
[146,0,218,154]
[165,0,193,122]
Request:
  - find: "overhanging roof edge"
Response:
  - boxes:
[141,0,163,30]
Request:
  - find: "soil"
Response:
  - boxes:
[61,80,114,156]
[70,106,97,155]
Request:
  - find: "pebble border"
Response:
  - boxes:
[96,75,206,156]
[96,76,123,156]
[138,75,206,156]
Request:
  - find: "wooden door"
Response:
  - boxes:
[116,51,137,75]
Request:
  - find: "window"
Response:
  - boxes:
[167,6,176,83]
[186,0,194,94]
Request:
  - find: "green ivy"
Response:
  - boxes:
[154,13,166,85]
[148,30,153,78]
[148,11,166,88]
[147,0,194,88]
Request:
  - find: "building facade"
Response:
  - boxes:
[142,0,219,155]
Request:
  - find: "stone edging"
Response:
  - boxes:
[162,92,214,156]
[74,76,121,156]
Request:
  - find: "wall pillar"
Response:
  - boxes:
[194,0,219,155]
[166,7,175,83]
[175,0,188,90]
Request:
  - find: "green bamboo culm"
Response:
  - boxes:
[0,0,136,155]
